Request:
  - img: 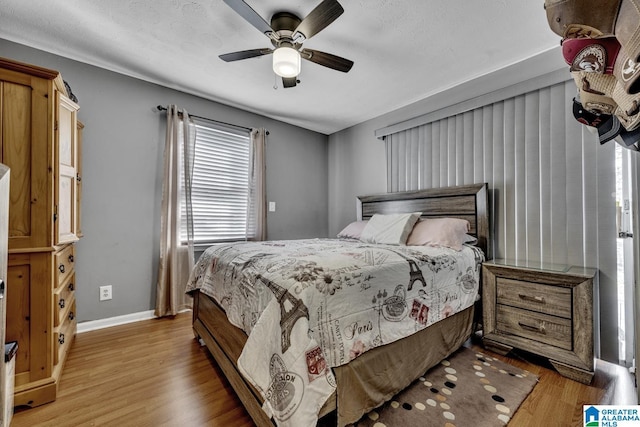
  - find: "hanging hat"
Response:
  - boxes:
[612,46,640,95]
[573,97,640,150]
[544,0,621,38]
[562,37,620,74]
[574,71,640,132]
[615,0,640,62]
[572,71,618,115]
[572,98,620,144]
[612,81,640,130]
[617,128,640,150]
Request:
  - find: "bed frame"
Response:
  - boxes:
[192,183,490,426]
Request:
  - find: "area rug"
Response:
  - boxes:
[351,347,538,427]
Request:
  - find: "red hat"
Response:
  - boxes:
[562,37,620,74]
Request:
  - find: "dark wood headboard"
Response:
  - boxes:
[357,183,491,258]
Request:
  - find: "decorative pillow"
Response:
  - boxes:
[463,234,478,245]
[406,217,471,250]
[337,220,368,239]
[360,212,421,245]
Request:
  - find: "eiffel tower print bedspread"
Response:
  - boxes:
[185,238,484,427]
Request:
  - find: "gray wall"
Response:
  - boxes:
[0,39,329,322]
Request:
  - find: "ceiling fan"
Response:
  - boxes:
[219,0,354,88]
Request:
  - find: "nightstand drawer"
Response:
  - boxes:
[496,304,572,351]
[496,278,572,318]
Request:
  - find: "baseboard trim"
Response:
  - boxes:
[77,309,192,333]
[77,310,157,333]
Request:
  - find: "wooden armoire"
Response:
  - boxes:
[0,57,81,407]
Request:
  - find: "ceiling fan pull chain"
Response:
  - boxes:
[273,74,278,90]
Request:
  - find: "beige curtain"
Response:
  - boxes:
[247,128,267,241]
[155,105,196,317]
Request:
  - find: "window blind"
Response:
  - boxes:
[181,119,251,244]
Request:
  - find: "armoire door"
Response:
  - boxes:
[0,70,52,251]
[0,164,10,424]
[55,92,79,246]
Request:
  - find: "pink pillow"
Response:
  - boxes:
[406,218,471,250]
[337,220,368,239]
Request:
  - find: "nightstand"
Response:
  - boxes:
[482,259,597,384]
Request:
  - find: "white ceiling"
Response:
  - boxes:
[0,0,561,135]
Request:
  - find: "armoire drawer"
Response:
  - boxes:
[54,274,76,327]
[54,300,77,366]
[54,244,75,287]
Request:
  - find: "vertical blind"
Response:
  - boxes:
[181,119,251,243]
[385,80,619,363]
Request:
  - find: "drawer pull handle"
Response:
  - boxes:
[68,283,75,292]
[518,294,545,304]
[58,298,65,309]
[59,334,65,345]
[59,264,65,274]
[69,312,75,321]
[518,320,546,334]
[68,255,74,263]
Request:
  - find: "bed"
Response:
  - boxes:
[188,183,490,427]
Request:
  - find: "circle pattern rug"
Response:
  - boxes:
[351,347,538,427]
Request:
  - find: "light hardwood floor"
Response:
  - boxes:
[11,313,637,427]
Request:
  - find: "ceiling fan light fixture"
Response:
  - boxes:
[272,46,300,78]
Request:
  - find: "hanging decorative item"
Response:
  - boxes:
[64,80,78,103]
[543,0,640,151]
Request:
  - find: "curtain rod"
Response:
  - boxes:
[156,105,268,135]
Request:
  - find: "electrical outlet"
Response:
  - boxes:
[99,285,112,301]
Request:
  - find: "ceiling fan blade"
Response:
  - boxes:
[223,0,274,35]
[282,77,297,88]
[293,0,344,41]
[219,48,273,62]
[301,48,353,72]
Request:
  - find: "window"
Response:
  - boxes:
[615,143,635,367]
[181,118,251,245]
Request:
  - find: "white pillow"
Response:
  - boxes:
[360,212,421,245]
[337,220,368,239]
